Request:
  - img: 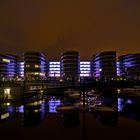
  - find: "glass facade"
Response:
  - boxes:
[24,52,47,80]
[0,54,18,80]
[0,51,140,81]
[92,51,117,80]
[49,61,60,77]
[61,51,80,80]
[18,62,24,78]
[118,53,140,80]
[80,61,91,77]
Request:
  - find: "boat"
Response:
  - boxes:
[56,105,78,114]
[0,111,10,121]
[121,87,140,97]
[0,107,11,121]
[91,104,117,115]
[86,89,101,97]
[64,89,81,99]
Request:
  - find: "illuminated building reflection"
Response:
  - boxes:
[118,98,123,112]
[48,97,61,113]
[61,112,80,127]
[23,99,48,126]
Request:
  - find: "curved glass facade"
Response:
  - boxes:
[0,54,18,80]
[92,51,117,80]
[61,51,80,80]
[24,52,47,80]
[0,51,140,81]
[118,53,140,80]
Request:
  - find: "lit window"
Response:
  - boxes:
[80,62,90,64]
[99,69,102,72]
[1,113,10,119]
[50,68,60,71]
[20,62,24,65]
[26,65,30,67]
[4,88,11,95]
[20,72,24,74]
[80,74,90,77]
[80,68,90,71]
[40,73,45,76]
[49,62,60,65]
[2,59,10,63]
[35,65,39,68]
[49,74,54,77]
[6,102,10,106]
[34,72,39,75]
[55,74,60,77]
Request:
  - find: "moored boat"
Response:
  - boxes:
[90,104,117,115]
[56,105,78,114]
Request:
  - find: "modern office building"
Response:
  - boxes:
[1,51,140,82]
[0,54,18,80]
[80,61,91,77]
[48,61,60,77]
[24,52,47,80]
[61,51,80,80]
[92,51,117,80]
[48,60,91,78]
[118,53,140,80]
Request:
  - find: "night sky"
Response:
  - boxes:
[0,0,140,59]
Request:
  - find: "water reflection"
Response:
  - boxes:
[48,96,61,113]
[118,98,123,112]
[23,99,48,127]
[0,96,62,125]
[118,97,140,121]
[94,111,118,126]
[0,104,16,122]
[60,112,80,127]
[1,93,140,128]
[18,105,24,113]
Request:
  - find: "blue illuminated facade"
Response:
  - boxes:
[80,61,91,77]
[48,97,61,113]
[118,53,140,80]
[48,61,60,77]
[92,51,117,80]
[0,54,18,80]
[48,60,91,78]
[24,52,47,80]
[1,51,140,81]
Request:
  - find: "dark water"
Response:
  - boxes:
[0,94,140,140]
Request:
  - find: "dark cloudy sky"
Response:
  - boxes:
[0,0,140,59]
